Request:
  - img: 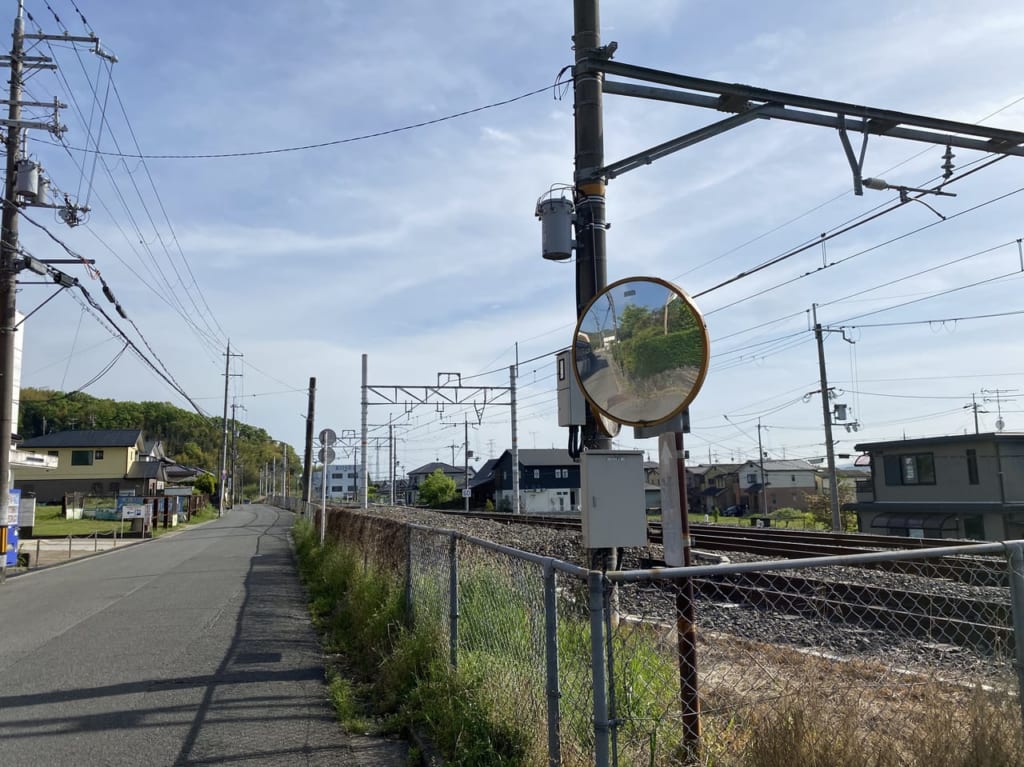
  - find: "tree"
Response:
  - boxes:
[417,469,456,507]
[193,473,216,496]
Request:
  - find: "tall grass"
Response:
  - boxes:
[294,517,1024,767]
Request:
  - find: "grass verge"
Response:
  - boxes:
[292,517,532,766]
[293,515,1024,767]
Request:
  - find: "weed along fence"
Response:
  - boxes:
[315,507,1024,766]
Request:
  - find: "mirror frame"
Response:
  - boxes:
[571,276,710,428]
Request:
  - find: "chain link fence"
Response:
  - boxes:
[317,507,1024,766]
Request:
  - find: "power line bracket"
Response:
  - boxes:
[837,118,870,196]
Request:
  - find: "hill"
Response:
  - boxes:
[18,388,299,496]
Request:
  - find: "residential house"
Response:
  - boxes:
[468,458,499,509]
[15,429,168,502]
[694,463,742,514]
[492,448,580,514]
[850,433,1024,540]
[406,461,474,505]
[737,459,819,514]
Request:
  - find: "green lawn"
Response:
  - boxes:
[30,502,217,537]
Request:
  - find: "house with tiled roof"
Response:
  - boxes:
[15,429,170,502]
[406,461,475,505]
[492,448,580,514]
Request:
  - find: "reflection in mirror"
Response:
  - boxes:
[572,277,709,427]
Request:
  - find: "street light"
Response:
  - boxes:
[862,177,955,219]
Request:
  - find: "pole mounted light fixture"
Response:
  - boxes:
[862,177,956,219]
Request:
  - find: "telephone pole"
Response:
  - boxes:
[1,4,104,554]
[229,401,246,503]
[756,420,767,514]
[301,376,316,509]
[812,305,842,531]
[218,342,241,517]
[0,5,26,554]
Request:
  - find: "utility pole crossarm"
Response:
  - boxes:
[584,58,1024,151]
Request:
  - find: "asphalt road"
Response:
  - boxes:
[0,504,407,766]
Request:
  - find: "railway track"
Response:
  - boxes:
[428,508,1012,655]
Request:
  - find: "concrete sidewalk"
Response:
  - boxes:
[12,536,142,570]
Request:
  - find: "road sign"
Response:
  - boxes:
[318,447,336,464]
[319,428,337,446]
[462,489,471,498]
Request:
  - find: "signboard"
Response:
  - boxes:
[5,488,20,566]
[120,503,149,520]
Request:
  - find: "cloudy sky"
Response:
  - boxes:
[11,0,1024,477]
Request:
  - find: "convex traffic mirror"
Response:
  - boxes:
[572,277,710,427]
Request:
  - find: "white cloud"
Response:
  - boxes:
[11,0,1024,471]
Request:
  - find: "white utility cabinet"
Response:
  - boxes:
[581,450,647,549]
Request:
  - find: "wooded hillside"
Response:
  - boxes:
[18,388,299,495]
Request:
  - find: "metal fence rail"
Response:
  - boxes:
[310,506,1024,766]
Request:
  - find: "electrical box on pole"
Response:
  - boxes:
[581,449,646,549]
[556,350,587,426]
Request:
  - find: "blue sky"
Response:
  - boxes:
[12,0,1024,476]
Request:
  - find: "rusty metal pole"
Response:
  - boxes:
[674,431,701,752]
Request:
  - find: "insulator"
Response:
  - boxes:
[102,284,115,303]
[116,303,127,319]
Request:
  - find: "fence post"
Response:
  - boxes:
[1004,542,1024,730]
[448,533,459,669]
[589,570,611,767]
[543,560,562,766]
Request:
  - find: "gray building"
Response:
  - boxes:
[850,432,1024,540]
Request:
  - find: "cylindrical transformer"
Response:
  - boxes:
[15,159,38,199]
[537,196,574,260]
[34,176,49,206]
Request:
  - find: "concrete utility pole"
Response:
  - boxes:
[360,354,368,508]
[218,343,233,517]
[281,441,288,501]
[301,376,316,509]
[510,365,520,513]
[757,420,767,515]
[812,306,842,531]
[0,5,26,553]
[0,7,105,549]
[229,402,239,503]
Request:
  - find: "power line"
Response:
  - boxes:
[42,82,569,160]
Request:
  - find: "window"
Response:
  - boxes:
[884,453,935,485]
[791,474,796,482]
[533,469,540,479]
[94,450,104,460]
[71,450,93,466]
[966,449,979,485]
[331,485,344,492]
[746,473,757,484]
[47,450,58,457]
